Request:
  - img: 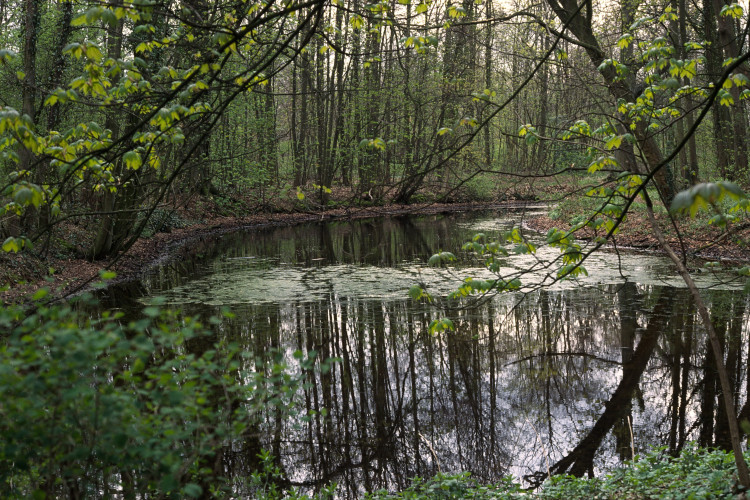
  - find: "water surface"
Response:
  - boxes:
[105,209,750,496]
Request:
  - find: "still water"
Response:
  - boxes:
[103,209,750,496]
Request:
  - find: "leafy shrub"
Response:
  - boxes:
[140,207,188,237]
[0,293,311,499]
[364,446,744,499]
[366,472,524,499]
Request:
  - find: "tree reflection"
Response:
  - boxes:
[105,214,750,496]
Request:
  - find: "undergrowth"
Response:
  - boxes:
[365,446,745,499]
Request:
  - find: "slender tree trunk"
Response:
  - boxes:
[678,0,699,184]
[483,0,493,166]
[704,0,732,178]
[714,0,749,180]
[644,196,750,488]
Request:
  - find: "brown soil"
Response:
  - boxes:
[525,211,750,263]
[0,201,528,305]
[3,195,749,305]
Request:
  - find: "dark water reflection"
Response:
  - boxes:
[102,211,750,497]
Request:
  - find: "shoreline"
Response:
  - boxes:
[1,201,539,304]
[3,199,748,305]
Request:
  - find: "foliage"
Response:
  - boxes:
[0,293,314,498]
[540,446,743,500]
[366,472,524,499]
[244,450,337,500]
[137,207,189,237]
[365,446,744,499]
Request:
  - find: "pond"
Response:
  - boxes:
[100,208,750,497]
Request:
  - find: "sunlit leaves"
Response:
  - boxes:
[546,227,572,247]
[720,3,744,18]
[518,124,538,145]
[558,263,588,279]
[604,135,622,150]
[428,251,456,267]
[428,318,454,335]
[123,151,142,170]
[11,183,44,208]
[449,277,520,299]
[597,58,626,77]
[718,89,734,107]
[401,34,438,53]
[472,88,496,102]
[2,237,31,253]
[671,182,747,217]
[447,5,467,18]
[629,16,653,30]
[363,56,381,68]
[0,49,17,65]
[359,137,386,150]
[617,34,633,49]
[408,285,431,302]
[669,58,697,80]
[658,5,678,22]
[561,120,591,140]
[723,73,750,89]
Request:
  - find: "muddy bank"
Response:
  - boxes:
[525,212,750,263]
[4,200,748,305]
[1,201,538,304]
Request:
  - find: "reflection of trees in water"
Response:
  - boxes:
[185,284,748,496]
[104,272,750,497]
[105,212,750,496]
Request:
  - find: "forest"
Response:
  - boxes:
[0,0,747,259]
[2,0,750,497]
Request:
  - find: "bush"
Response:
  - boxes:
[366,447,744,499]
[139,207,188,237]
[0,293,310,499]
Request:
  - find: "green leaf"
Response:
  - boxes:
[617,34,633,49]
[2,237,20,253]
[428,318,455,335]
[100,270,117,280]
[71,13,90,26]
[427,251,456,267]
[123,151,142,170]
[670,182,747,216]
[718,88,734,106]
[86,44,103,61]
[720,3,743,18]
[182,484,203,498]
[0,49,18,64]
[13,187,33,206]
[604,135,623,150]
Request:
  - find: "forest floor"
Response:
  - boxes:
[2,178,749,304]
